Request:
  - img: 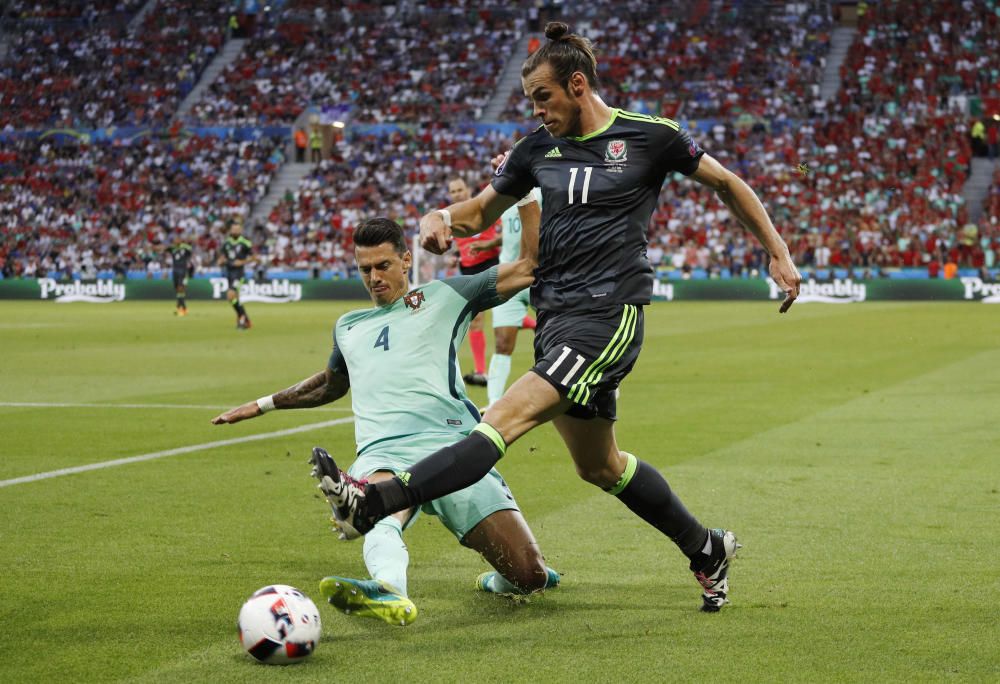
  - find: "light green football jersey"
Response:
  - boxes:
[328,267,502,455]
[497,187,541,264]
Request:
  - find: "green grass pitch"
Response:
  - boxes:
[1,300,998,682]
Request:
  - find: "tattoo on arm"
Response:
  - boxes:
[272,369,349,409]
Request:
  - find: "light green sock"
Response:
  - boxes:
[487,566,559,594]
[487,353,512,406]
[363,517,409,596]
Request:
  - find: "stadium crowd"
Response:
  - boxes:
[257,125,511,275]
[500,1,831,124]
[1,0,143,23]
[835,0,999,114]
[649,112,996,278]
[642,0,1000,278]
[0,134,283,279]
[187,0,527,125]
[0,0,229,129]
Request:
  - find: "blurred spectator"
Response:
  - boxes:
[971,119,987,156]
[294,127,307,163]
[309,126,321,164]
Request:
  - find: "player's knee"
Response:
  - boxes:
[574,458,621,489]
[495,331,516,355]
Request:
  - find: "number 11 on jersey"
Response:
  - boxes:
[567,166,593,205]
[546,345,586,385]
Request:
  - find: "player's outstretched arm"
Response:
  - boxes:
[470,234,503,254]
[495,195,540,299]
[690,153,802,312]
[419,184,518,254]
[211,368,350,424]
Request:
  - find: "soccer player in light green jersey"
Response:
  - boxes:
[486,187,541,409]
[212,213,557,626]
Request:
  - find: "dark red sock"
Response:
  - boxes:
[469,330,486,374]
[521,315,536,330]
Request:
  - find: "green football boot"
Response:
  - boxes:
[319,576,417,626]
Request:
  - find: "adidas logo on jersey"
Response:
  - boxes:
[545,147,562,158]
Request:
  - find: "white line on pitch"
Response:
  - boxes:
[0,417,355,489]
[0,402,352,412]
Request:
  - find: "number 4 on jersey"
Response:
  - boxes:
[374,325,389,351]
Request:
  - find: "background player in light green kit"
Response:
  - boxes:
[486,187,541,409]
[212,213,556,627]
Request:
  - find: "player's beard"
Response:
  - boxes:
[563,101,583,138]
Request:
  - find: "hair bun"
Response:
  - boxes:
[544,21,570,41]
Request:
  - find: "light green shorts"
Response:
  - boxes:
[493,287,531,329]
[347,433,518,541]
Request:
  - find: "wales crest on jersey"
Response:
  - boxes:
[604,139,628,172]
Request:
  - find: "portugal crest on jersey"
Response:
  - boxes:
[403,290,425,310]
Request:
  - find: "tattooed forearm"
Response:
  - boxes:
[272,369,349,409]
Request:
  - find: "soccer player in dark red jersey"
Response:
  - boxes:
[314,22,801,612]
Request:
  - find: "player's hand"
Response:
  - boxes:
[419,211,453,255]
[769,253,802,313]
[211,401,261,425]
[491,150,511,173]
[470,241,491,254]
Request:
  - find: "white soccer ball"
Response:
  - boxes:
[237,585,321,664]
